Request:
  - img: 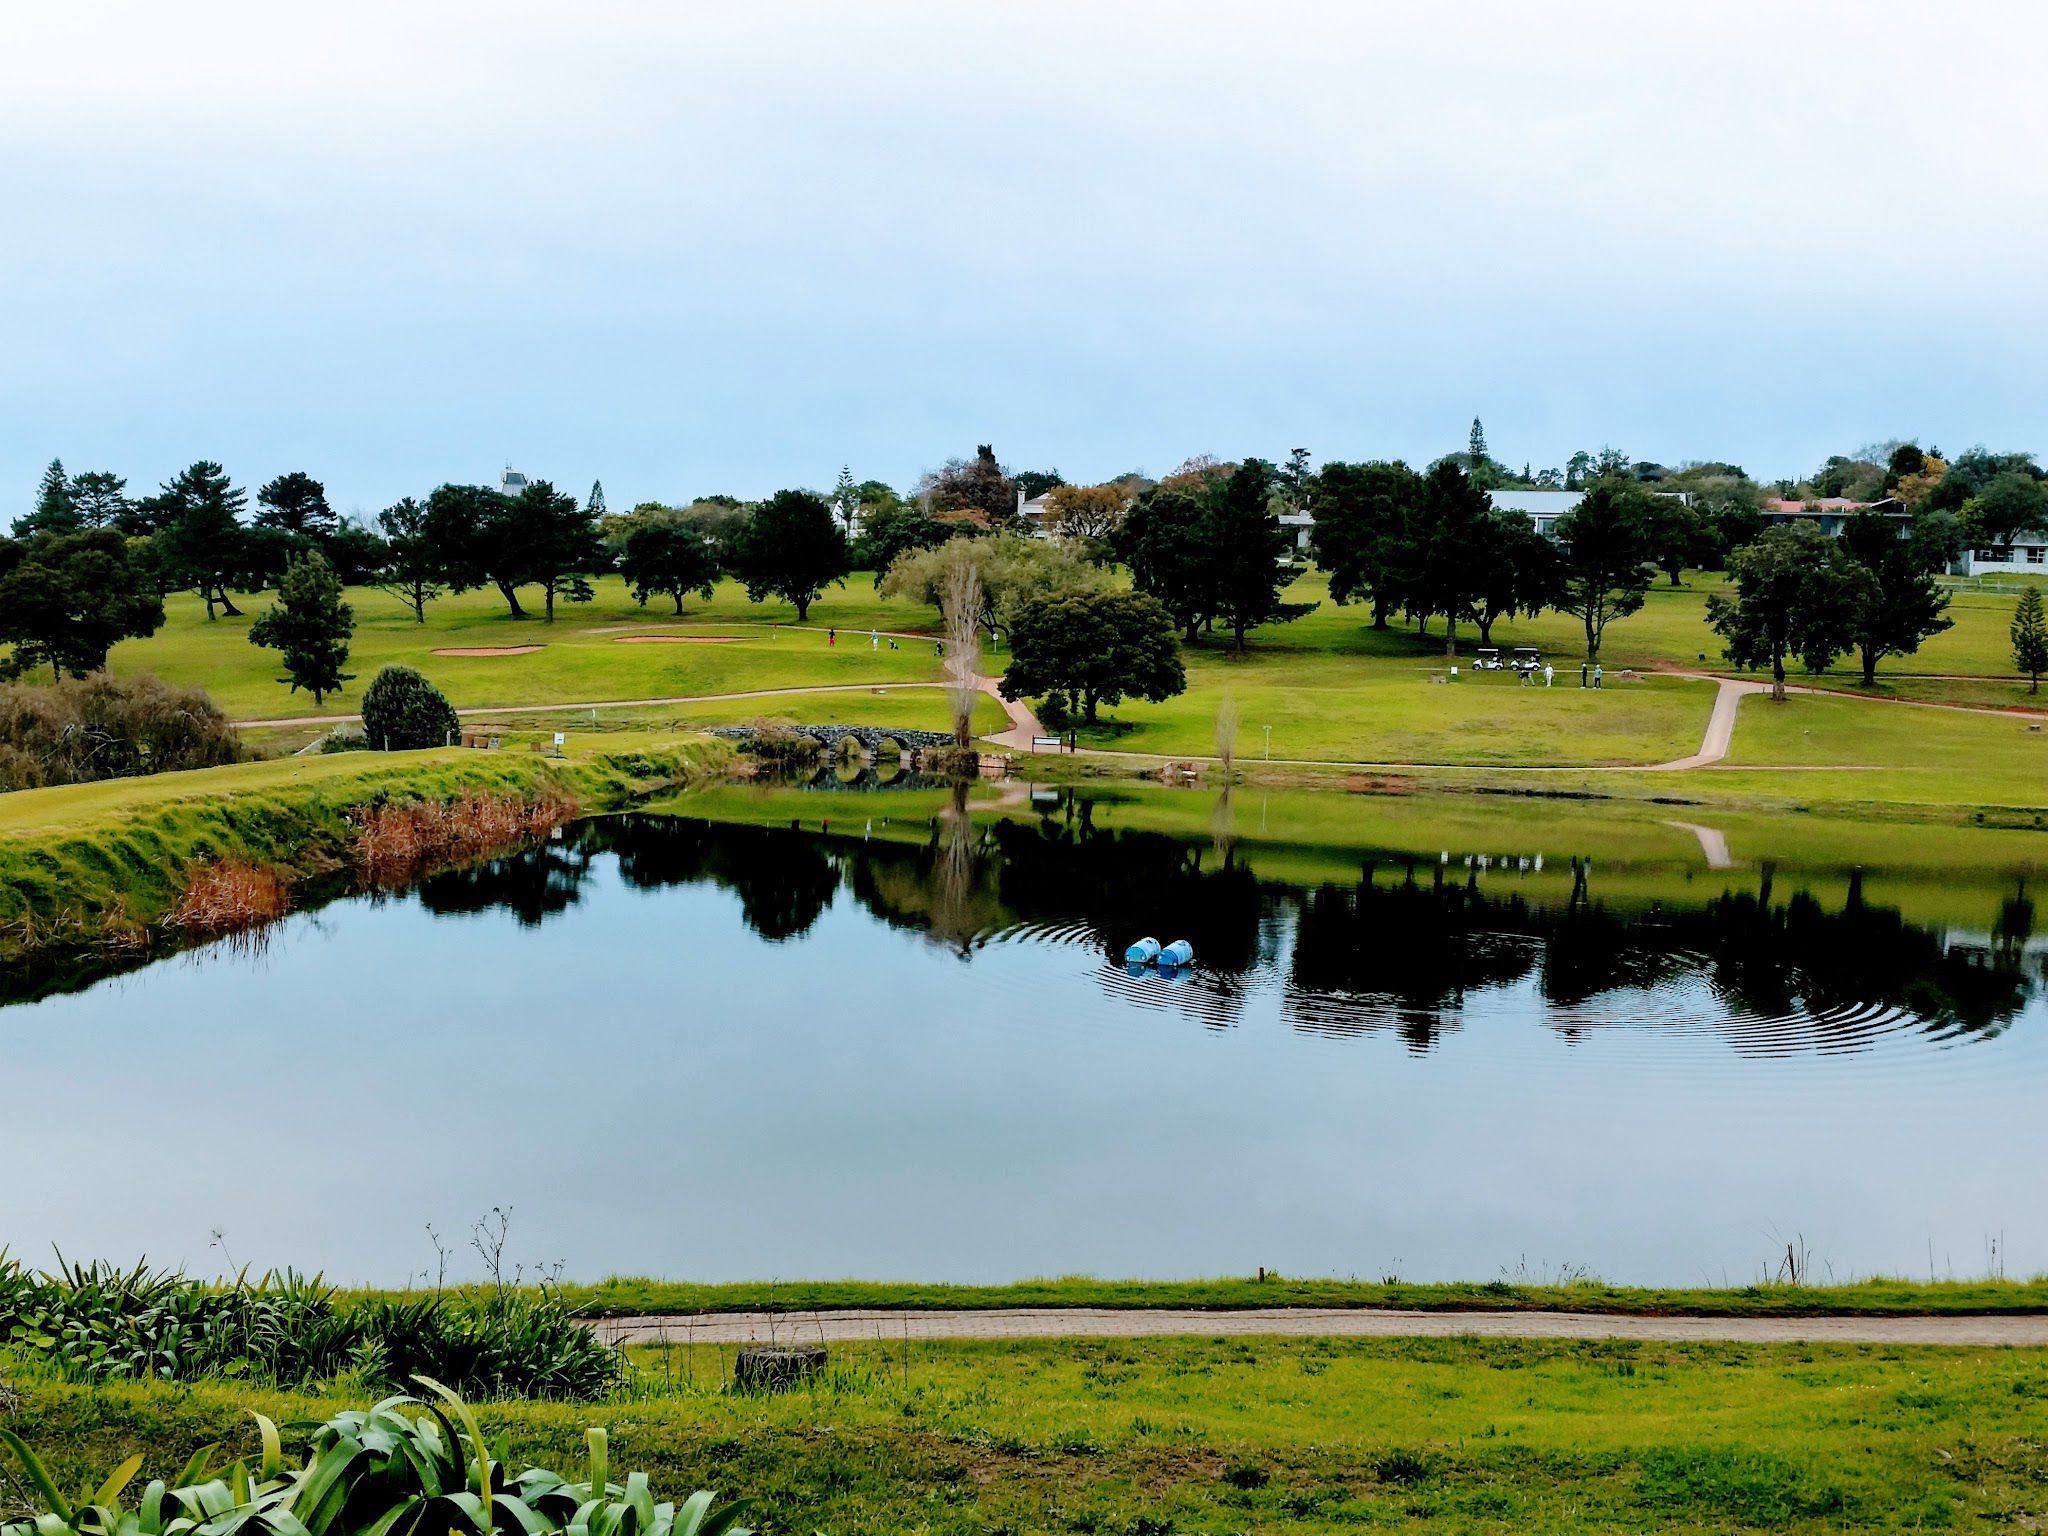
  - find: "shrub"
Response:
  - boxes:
[0,674,238,791]
[360,665,461,750]
[0,1384,752,1536]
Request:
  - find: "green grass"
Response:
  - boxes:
[11,1336,2048,1532]
[0,734,733,945]
[105,576,945,723]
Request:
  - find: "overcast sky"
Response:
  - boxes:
[4,1,2044,518]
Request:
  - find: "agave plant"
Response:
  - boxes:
[0,1379,749,1536]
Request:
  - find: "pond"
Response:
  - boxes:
[6,782,2047,1286]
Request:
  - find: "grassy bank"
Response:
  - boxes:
[10,1335,2048,1532]
[0,733,732,950]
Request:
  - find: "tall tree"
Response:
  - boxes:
[18,459,79,539]
[2012,586,2048,695]
[852,498,949,584]
[1405,460,1492,656]
[374,497,443,622]
[619,521,720,613]
[248,550,354,703]
[67,470,130,530]
[507,480,601,621]
[832,466,860,532]
[1203,458,1315,649]
[153,460,250,619]
[1965,470,2048,547]
[423,482,527,617]
[881,533,1102,644]
[920,445,1017,526]
[1840,511,1951,684]
[1310,460,1423,629]
[0,529,165,678]
[1706,523,1872,700]
[1470,507,1561,645]
[1115,483,1214,640]
[254,471,336,539]
[1000,590,1186,724]
[730,489,849,621]
[1641,496,1716,585]
[1552,480,1655,661]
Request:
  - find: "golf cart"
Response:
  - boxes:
[1472,648,1505,671]
[1512,647,1542,676]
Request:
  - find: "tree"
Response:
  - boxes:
[1014,468,1065,500]
[0,529,165,679]
[882,533,1102,644]
[17,459,79,539]
[361,664,460,749]
[1204,458,1315,649]
[1310,460,1423,629]
[1641,496,1716,585]
[1553,480,1655,661]
[920,445,1016,526]
[1043,482,1129,546]
[248,550,354,703]
[1926,448,2042,516]
[375,497,443,622]
[1840,511,1951,684]
[152,460,250,619]
[1000,590,1186,723]
[67,470,130,529]
[1470,507,1561,645]
[1276,447,1313,509]
[2013,587,2048,694]
[423,482,526,617]
[619,521,720,613]
[1115,483,1214,639]
[852,498,949,582]
[507,480,601,621]
[253,471,336,540]
[1965,471,2048,547]
[1706,523,1872,700]
[730,489,849,621]
[832,466,860,532]
[1404,459,1493,656]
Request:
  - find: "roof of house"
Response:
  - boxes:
[1488,490,1584,514]
[1764,497,1903,515]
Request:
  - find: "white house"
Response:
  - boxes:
[1955,534,2048,576]
[498,466,531,498]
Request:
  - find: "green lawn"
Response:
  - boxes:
[12,1336,2048,1533]
[106,577,945,723]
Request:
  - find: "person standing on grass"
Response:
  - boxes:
[870,628,878,648]
[1580,661,1588,687]
[828,627,837,646]
[1544,663,1554,687]
[1594,663,1603,689]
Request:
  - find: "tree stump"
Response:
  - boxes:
[731,1343,826,1392]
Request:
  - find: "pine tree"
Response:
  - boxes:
[833,466,859,531]
[587,480,607,518]
[249,550,355,703]
[19,458,79,538]
[2013,586,2048,694]
[1468,418,1488,465]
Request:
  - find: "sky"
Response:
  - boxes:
[4,0,2046,521]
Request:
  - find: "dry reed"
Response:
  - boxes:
[352,791,579,888]
[168,860,291,937]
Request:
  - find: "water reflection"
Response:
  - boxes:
[436,811,2044,1054]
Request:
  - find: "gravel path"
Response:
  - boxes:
[593,1307,2048,1348]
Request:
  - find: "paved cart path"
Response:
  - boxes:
[592,1306,2048,1348]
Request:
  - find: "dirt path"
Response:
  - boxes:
[594,1306,2048,1348]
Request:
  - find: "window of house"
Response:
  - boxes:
[2029,547,2046,565]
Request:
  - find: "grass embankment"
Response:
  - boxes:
[539,1274,2048,1319]
[11,1336,2048,1532]
[0,733,733,950]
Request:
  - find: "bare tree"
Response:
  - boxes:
[943,557,983,750]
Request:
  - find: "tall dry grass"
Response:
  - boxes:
[168,860,291,937]
[353,792,579,887]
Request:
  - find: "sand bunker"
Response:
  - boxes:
[432,645,546,657]
[612,635,742,644]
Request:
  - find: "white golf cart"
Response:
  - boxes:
[1512,646,1542,676]
[1472,647,1506,671]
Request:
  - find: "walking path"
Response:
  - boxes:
[594,1306,2048,1349]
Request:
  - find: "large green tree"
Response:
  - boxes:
[1204,458,1315,649]
[1309,459,1423,629]
[506,480,601,621]
[1840,511,1951,685]
[1470,506,1561,646]
[422,483,527,617]
[0,529,165,679]
[248,550,355,703]
[1000,590,1185,723]
[67,470,131,530]
[619,521,720,614]
[18,459,79,539]
[852,497,949,584]
[730,489,849,621]
[254,471,336,539]
[881,533,1101,644]
[1115,483,1214,640]
[2013,586,2048,694]
[1706,523,1872,700]
[153,460,251,619]
[1552,480,1655,662]
[1403,460,1492,656]
[374,497,443,622]
[1965,470,2048,547]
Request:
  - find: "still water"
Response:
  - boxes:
[6,785,2047,1286]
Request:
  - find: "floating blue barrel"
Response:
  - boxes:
[1159,939,1195,968]
[1125,935,1162,965]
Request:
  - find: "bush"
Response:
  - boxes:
[360,665,461,750]
[1034,692,1074,731]
[0,674,239,791]
[0,1385,752,1536]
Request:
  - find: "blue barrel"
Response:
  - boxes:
[1159,939,1195,968]
[1125,936,1161,964]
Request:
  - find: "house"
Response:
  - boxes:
[1955,533,2048,577]
[1760,496,1908,537]
[1488,489,1585,540]
[498,466,531,498]
[1017,490,1056,533]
